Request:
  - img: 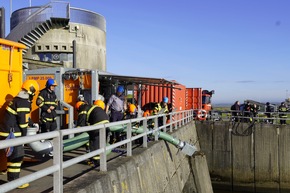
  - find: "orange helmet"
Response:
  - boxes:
[94,100,105,110]
[129,104,136,113]
[143,110,150,117]
[22,80,39,96]
[75,101,85,111]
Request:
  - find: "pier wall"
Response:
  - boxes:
[196,121,290,193]
[63,121,213,193]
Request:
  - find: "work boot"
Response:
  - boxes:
[17,183,29,189]
[87,160,99,168]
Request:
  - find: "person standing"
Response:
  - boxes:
[36,78,58,133]
[153,96,169,126]
[265,102,274,124]
[230,101,240,122]
[105,86,126,142]
[278,102,288,125]
[105,86,126,122]
[0,80,39,189]
[75,100,109,167]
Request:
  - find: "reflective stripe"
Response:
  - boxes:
[0,132,22,137]
[17,107,30,112]
[44,117,57,122]
[87,106,98,122]
[79,111,87,115]
[38,96,44,101]
[93,120,109,125]
[92,156,100,160]
[7,162,22,167]
[39,103,44,107]
[7,168,21,173]
[44,102,57,105]
[19,123,28,128]
[6,107,17,115]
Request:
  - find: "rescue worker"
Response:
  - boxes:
[153,96,169,126]
[125,103,137,119]
[265,102,274,124]
[278,102,288,125]
[75,100,109,167]
[36,78,58,133]
[105,86,127,142]
[250,103,259,121]
[0,80,39,189]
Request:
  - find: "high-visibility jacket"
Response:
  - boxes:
[153,102,169,115]
[76,104,109,127]
[278,106,288,118]
[0,92,33,138]
[36,88,58,123]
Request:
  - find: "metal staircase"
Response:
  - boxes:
[6,1,70,55]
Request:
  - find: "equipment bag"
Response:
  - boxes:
[5,128,15,157]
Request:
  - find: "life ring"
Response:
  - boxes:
[197,110,207,121]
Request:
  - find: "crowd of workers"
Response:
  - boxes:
[0,81,170,189]
[231,100,289,124]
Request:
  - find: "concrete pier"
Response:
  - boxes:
[63,121,213,193]
[196,121,290,193]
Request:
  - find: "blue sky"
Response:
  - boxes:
[2,0,290,104]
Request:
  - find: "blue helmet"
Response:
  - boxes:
[46,78,57,88]
[117,86,124,93]
[163,96,168,103]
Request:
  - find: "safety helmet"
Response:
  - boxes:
[22,80,39,96]
[75,101,85,111]
[143,110,150,117]
[163,96,169,103]
[117,86,124,93]
[46,78,57,88]
[129,104,136,113]
[94,100,105,110]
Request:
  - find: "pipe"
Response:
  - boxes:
[63,132,89,152]
[27,127,111,155]
[26,127,53,155]
[121,126,198,156]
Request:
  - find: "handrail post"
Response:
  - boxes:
[163,114,167,132]
[127,121,132,156]
[154,117,159,141]
[143,118,148,148]
[100,124,107,172]
[169,113,173,132]
[53,130,63,193]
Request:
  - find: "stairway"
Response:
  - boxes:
[6,2,70,55]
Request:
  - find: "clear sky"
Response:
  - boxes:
[2,0,290,104]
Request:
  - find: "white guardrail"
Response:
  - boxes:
[0,109,195,193]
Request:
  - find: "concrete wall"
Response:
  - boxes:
[26,23,106,71]
[196,121,290,193]
[62,121,213,193]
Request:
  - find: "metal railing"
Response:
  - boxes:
[207,110,290,124]
[0,109,194,193]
